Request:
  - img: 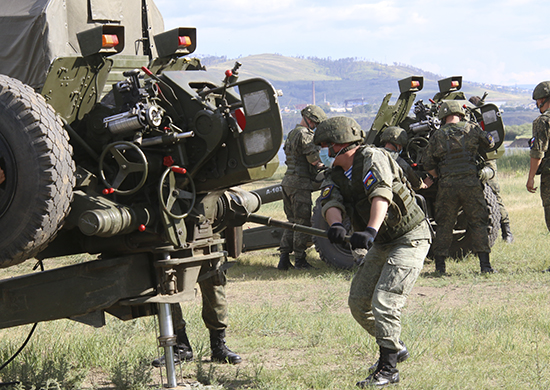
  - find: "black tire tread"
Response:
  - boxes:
[0,75,75,268]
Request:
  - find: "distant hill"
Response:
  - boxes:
[203,54,533,109]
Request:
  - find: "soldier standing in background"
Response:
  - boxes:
[422,101,495,274]
[315,117,431,387]
[380,126,433,191]
[278,105,327,270]
[469,96,514,243]
[526,81,550,236]
[152,256,242,367]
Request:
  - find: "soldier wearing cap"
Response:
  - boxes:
[278,105,327,270]
[422,100,495,274]
[526,81,550,234]
[314,116,431,387]
[379,126,433,190]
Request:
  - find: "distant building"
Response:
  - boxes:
[344,98,366,108]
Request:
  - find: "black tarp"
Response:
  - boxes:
[0,0,164,89]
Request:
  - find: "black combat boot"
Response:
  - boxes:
[151,327,193,367]
[368,340,409,373]
[277,252,294,270]
[434,255,446,274]
[501,223,514,243]
[210,329,242,364]
[478,252,495,273]
[357,347,399,388]
[294,253,313,269]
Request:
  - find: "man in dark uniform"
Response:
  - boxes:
[278,105,327,270]
[526,81,550,233]
[152,252,242,367]
[380,126,433,191]
[314,117,431,387]
[422,100,495,274]
[469,96,514,243]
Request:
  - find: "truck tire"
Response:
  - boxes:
[0,75,75,268]
[448,183,501,259]
[311,197,356,269]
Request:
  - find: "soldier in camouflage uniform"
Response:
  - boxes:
[152,251,242,367]
[526,81,550,237]
[314,117,431,388]
[380,126,433,191]
[422,100,495,274]
[278,105,327,270]
[469,96,514,243]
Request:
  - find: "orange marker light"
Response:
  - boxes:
[102,34,119,48]
[411,80,420,88]
[451,81,459,88]
[178,36,192,47]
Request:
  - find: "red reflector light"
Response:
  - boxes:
[102,34,119,48]
[138,224,146,232]
[178,36,192,47]
[234,108,246,130]
[411,81,420,88]
[171,167,187,175]
[451,81,459,88]
[480,121,485,130]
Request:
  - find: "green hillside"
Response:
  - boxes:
[204,54,532,108]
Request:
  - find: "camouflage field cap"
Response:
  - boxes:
[301,105,327,124]
[532,81,550,100]
[380,126,408,146]
[438,100,466,120]
[313,116,365,145]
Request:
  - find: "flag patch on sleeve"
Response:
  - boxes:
[363,171,377,190]
[320,185,333,200]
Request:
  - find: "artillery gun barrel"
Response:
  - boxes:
[245,213,350,243]
[250,184,283,204]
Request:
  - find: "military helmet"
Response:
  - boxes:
[438,100,466,120]
[313,116,365,145]
[532,81,550,100]
[301,105,327,124]
[380,126,408,146]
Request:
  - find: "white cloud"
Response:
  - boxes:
[154,0,550,85]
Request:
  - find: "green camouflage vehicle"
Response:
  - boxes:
[0,2,283,384]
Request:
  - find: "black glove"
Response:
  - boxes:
[350,227,377,250]
[327,222,347,244]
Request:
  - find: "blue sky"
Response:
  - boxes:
[154,0,549,87]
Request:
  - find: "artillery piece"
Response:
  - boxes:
[0,1,283,387]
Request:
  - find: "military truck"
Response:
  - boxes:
[0,1,284,386]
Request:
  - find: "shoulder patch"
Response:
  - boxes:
[320,185,333,200]
[529,137,535,149]
[363,170,378,191]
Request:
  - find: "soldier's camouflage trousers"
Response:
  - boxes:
[348,220,431,351]
[486,176,509,225]
[279,185,313,257]
[172,258,229,333]
[432,184,490,257]
[540,173,550,232]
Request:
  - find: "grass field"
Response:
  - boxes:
[2,152,550,390]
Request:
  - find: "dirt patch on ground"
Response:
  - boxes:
[407,283,532,311]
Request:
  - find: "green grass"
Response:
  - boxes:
[2,151,550,389]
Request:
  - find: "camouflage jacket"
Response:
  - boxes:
[422,121,494,187]
[384,148,423,190]
[319,146,425,243]
[281,124,321,190]
[530,109,550,162]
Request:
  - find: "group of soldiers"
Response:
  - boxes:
[148,81,550,388]
[274,80,550,387]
